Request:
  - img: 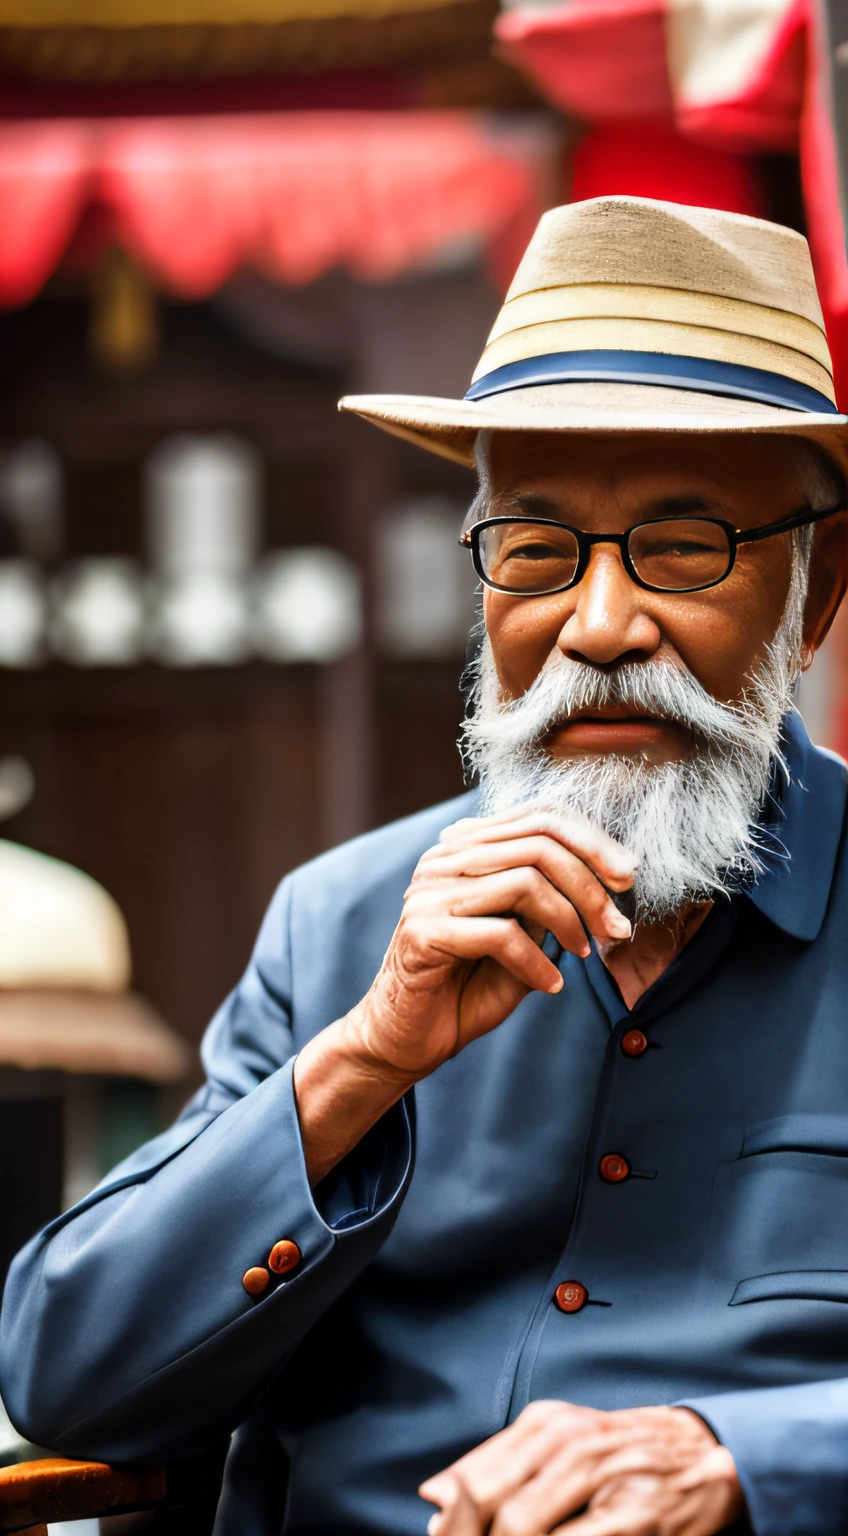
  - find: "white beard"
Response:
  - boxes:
[462,574,807,924]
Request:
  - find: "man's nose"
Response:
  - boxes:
[556,544,662,666]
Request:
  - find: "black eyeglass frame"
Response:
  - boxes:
[460,501,847,596]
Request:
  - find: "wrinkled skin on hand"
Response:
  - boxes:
[347,806,635,1083]
[419,1401,744,1536]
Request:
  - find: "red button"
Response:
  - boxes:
[242,1267,270,1296]
[621,1029,648,1057]
[268,1239,301,1276]
[599,1153,630,1182]
[554,1281,588,1313]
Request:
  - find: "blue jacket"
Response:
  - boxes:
[3,712,848,1536]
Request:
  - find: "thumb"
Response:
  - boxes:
[419,1475,482,1536]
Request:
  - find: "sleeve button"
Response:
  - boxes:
[269,1239,302,1275]
[242,1266,270,1296]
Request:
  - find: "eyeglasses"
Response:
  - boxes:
[461,501,846,597]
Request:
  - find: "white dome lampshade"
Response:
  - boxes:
[0,842,188,1083]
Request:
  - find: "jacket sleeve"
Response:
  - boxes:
[0,872,414,1463]
[679,1378,848,1536]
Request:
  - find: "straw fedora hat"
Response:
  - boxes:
[340,196,848,473]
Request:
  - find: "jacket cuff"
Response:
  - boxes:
[679,1379,848,1536]
[287,1060,413,1235]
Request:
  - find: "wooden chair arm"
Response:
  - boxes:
[0,1457,167,1533]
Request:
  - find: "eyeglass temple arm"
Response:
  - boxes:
[736,500,847,546]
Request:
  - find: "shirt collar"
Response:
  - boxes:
[748,709,847,941]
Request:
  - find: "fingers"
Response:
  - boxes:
[423,1405,743,1536]
[438,806,636,891]
[413,842,630,946]
[409,914,565,994]
[554,1473,706,1536]
[550,1479,661,1536]
[403,807,637,968]
[422,1403,590,1519]
[423,1477,482,1536]
[409,869,594,954]
[487,1436,652,1536]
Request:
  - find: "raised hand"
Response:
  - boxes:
[293,805,634,1184]
[346,806,636,1081]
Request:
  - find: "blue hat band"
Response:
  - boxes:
[464,350,839,416]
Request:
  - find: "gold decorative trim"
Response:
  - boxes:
[0,0,461,25]
[0,0,498,78]
[486,284,832,372]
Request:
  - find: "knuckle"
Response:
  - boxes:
[515,866,546,898]
[520,1400,559,1427]
[438,822,462,841]
[549,811,585,838]
[495,1504,529,1536]
[438,817,479,842]
[407,863,443,893]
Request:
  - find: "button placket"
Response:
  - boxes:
[509,1002,668,1412]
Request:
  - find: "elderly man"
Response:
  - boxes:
[3,196,848,1536]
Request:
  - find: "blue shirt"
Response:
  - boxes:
[3,711,848,1536]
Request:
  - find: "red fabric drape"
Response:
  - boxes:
[571,121,770,219]
[0,121,95,306]
[499,0,673,121]
[673,0,806,152]
[497,0,807,151]
[498,0,848,389]
[0,111,553,306]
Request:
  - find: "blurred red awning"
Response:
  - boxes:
[0,110,554,306]
[496,0,807,151]
[497,0,848,395]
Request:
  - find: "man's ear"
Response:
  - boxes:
[804,515,848,657]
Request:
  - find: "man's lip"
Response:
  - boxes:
[545,713,691,758]
[553,718,674,736]
[563,709,671,726]
[559,706,672,724]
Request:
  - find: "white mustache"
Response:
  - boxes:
[463,648,777,765]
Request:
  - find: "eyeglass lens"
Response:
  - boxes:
[476,518,734,594]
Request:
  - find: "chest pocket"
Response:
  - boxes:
[707,1114,848,1305]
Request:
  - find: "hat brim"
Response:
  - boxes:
[339,381,848,472]
[0,989,191,1081]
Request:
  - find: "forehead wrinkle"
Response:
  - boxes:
[489,435,772,516]
[490,491,565,519]
[489,485,728,528]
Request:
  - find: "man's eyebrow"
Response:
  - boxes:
[491,492,564,518]
[649,493,722,516]
[490,490,726,520]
